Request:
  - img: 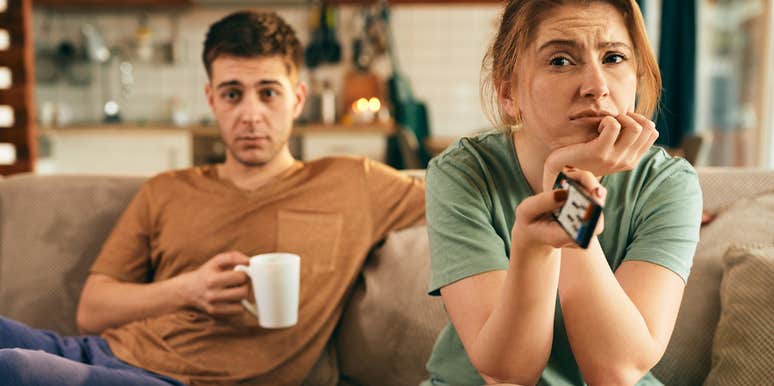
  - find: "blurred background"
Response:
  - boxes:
[0,0,772,175]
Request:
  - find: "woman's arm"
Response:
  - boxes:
[441,188,580,385]
[559,242,685,385]
[442,246,559,385]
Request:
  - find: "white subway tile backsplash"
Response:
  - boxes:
[34,4,501,137]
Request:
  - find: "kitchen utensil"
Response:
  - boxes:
[381,4,431,168]
[81,24,110,63]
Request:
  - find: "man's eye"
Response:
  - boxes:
[260,89,279,99]
[222,90,242,101]
[604,53,626,64]
[549,57,572,66]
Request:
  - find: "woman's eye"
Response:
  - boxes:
[549,57,572,67]
[604,53,626,64]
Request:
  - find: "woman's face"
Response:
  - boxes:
[512,2,638,149]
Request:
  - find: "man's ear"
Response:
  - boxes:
[292,81,308,120]
[205,82,215,110]
[498,80,518,118]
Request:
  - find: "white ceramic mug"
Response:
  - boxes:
[234,253,300,328]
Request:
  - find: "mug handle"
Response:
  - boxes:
[233,265,258,317]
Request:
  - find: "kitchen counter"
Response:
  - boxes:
[38,122,397,174]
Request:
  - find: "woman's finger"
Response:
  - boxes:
[594,116,622,149]
[515,189,568,225]
[561,167,606,204]
[613,113,643,153]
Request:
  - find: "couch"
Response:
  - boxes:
[1,168,772,385]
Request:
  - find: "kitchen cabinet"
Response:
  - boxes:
[294,123,393,162]
[38,127,192,175]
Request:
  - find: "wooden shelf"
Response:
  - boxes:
[33,0,191,8]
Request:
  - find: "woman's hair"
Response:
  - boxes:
[202,11,302,81]
[481,0,661,129]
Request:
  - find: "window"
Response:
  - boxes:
[0,67,10,89]
[697,0,772,167]
[0,30,8,51]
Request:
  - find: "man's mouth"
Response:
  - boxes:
[236,136,270,147]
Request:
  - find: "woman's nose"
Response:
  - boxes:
[579,63,610,99]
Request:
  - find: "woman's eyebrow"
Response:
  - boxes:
[537,39,633,53]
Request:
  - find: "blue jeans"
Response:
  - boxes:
[0,316,185,386]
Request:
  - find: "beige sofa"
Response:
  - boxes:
[1,168,772,385]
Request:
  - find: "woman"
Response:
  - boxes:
[423,1,702,385]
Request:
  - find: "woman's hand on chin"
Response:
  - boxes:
[541,112,658,192]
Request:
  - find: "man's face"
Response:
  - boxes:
[205,55,306,167]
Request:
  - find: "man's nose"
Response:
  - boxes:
[240,93,265,125]
[579,63,610,99]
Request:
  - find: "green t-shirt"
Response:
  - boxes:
[423,131,702,386]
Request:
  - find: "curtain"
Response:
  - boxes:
[655,1,697,148]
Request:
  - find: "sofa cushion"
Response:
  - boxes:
[652,191,774,385]
[336,225,447,386]
[0,174,144,335]
[704,243,774,386]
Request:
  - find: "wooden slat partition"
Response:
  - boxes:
[0,0,36,175]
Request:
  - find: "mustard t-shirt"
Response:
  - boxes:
[423,131,702,386]
[90,157,425,386]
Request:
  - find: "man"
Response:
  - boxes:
[0,11,424,386]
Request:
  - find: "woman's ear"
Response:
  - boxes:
[498,80,518,119]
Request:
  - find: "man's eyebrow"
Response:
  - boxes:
[215,79,283,89]
[215,80,243,89]
[537,39,633,53]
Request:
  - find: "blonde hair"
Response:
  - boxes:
[481,0,661,130]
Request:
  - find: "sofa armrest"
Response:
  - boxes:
[0,174,145,335]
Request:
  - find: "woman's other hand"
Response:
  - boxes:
[513,167,606,252]
[542,112,658,192]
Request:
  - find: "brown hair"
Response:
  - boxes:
[481,0,661,129]
[202,10,303,81]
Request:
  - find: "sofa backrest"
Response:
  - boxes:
[0,174,144,335]
[1,168,772,386]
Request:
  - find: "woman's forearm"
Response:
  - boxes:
[558,238,661,385]
[470,244,561,384]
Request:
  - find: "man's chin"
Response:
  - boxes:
[231,150,275,167]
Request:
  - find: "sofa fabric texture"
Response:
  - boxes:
[704,243,774,386]
[650,186,774,385]
[0,175,144,335]
[1,167,772,385]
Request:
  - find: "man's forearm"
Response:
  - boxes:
[76,273,189,334]
[558,239,660,385]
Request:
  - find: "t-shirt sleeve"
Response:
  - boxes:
[89,182,155,283]
[623,162,702,282]
[365,158,426,241]
[426,158,510,296]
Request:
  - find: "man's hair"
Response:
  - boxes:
[202,10,303,80]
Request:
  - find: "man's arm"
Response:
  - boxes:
[77,251,250,334]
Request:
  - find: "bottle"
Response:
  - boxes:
[321,80,336,125]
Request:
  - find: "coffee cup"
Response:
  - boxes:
[234,253,300,328]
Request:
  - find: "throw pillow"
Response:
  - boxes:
[653,191,774,385]
[704,243,774,386]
